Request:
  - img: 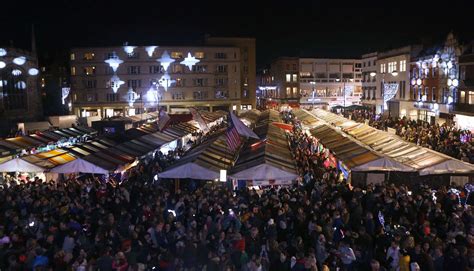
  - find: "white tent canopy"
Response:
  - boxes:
[419,159,474,176]
[0,158,44,173]
[158,162,220,180]
[230,163,298,181]
[351,157,416,172]
[51,158,109,174]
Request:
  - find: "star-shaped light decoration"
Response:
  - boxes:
[158,72,176,92]
[123,45,136,55]
[157,51,175,72]
[146,46,158,57]
[104,52,123,72]
[110,74,125,93]
[180,52,200,70]
[127,88,139,107]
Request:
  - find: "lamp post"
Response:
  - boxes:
[310,81,316,108]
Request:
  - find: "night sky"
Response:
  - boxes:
[2,0,474,68]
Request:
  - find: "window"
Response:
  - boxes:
[243,89,248,98]
[217,65,228,73]
[388,62,397,73]
[355,63,362,68]
[105,66,114,75]
[83,66,96,75]
[127,80,141,88]
[127,51,139,59]
[171,51,183,59]
[292,74,298,82]
[193,91,208,100]
[469,91,474,104]
[149,65,163,74]
[215,90,228,99]
[292,64,297,70]
[400,60,406,72]
[460,66,466,80]
[86,93,97,102]
[172,92,185,100]
[286,74,291,82]
[177,78,186,87]
[128,66,140,75]
[194,78,207,87]
[172,64,183,73]
[286,87,291,96]
[194,52,205,59]
[83,52,95,60]
[380,63,386,73]
[71,67,76,76]
[215,52,227,59]
[432,87,436,101]
[215,78,227,86]
[192,65,207,73]
[243,66,249,74]
[84,80,96,88]
[70,53,75,61]
[292,87,298,96]
[106,93,119,102]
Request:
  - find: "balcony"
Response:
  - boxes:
[452,103,474,115]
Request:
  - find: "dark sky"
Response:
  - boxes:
[2,0,474,68]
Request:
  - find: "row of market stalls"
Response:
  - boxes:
[0,119,202,179]
[0,126,97,163]
[293,109,474,186]
[158,109,299,186]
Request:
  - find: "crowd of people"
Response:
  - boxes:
[0,111,472,271]
[342,110,474,164]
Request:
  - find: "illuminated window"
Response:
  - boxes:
[388,62,397,73]
[194,52,205,59]
[400,60,406,72]
[460,91,466,102]
[171,52,183,59]
[83,66,96,75]
[286,87,291,96]
[70,53,75,61]
[292,87,298,95]
[286,74,291,82]
[172,64,183,73]
[175,78,186,87]
[469,91,474,104]
[292,74,297,82]
[71,67,76,76]
[83,52,95,60]
[380,63,386,73]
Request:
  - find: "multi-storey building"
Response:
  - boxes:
[269,57,300,107]
[0,47,42,130]
[453,41,474,130]
[409,33,463,124]
[360,52,378,110]
[70,38,256,118]
[376,45,422,118]
[299,58,362,108]
[256,69,277,109]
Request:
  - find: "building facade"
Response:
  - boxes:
[409,33,463,124]
[298,58,362,108]
[256,69,277,109]
[269,57,300,107]
[70,43,250,117]
[0,47,42,126]
[376,46,421,118]
[360,52,378,110]
[453,42,474,130]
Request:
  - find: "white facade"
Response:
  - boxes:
[361,52,378,110]
[298,58,362,107]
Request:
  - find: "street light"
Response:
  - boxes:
[310,81,316,108]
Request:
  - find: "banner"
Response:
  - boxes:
[383,83,399,103]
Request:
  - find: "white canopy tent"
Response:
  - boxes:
[158,162,220,180]
[351,157,416,172]
[51,158,109,174]
[419,159,474,176]
[230,163,298,181]
[0,158,44,173]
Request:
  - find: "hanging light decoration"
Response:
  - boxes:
[447,79,453,86]
[28,68,39,76]
[180,52,200,70]
[157,51,175,72]
[0,48,6,57]
[13,56,26,65]
[104,52,123,72]
[452,79,459,87]
[123,45,136,56]
[158,72,175,92]
[127,88,138,107]
[12,69,22,76]
[145,46,158,57]
[110,74,125,93]
[416,79,422,86]
[0,61,5,69]
[411,79,416,85]
[15,81,26,89]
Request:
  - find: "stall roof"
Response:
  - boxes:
[308,108,474,174]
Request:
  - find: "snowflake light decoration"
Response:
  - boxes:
[146,46,158,57]
[104,52,123,72]
[110,74,125,93]
[157,51,175,72]
[180,52,200,70]
[158,72,175,92]
[13,56,26,65]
